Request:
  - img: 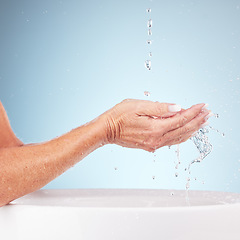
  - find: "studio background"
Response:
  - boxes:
[0,0,240,192]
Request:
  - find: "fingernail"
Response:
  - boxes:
[201,121,209,128]
[205,111,214,120]
[168,104,181,112]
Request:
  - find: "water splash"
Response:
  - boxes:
[189,127,213,168]
[209,125,225,137]
[144,91,151,96]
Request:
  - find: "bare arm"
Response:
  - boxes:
[0,99,210,206]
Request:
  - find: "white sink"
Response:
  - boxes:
[1,189,240,240]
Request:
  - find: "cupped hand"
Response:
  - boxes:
[102,99,210,152]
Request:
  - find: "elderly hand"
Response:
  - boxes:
[102,99,210,152]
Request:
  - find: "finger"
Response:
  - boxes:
[162,109,210,146]
[166,103,206,131]
[137,101,182,118]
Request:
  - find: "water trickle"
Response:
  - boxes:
[147,19,152,28]
[175,144,180,170]
[145,60,151,70]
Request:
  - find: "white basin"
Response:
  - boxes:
[1,189,240,240]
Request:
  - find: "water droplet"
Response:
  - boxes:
[147,40,152,45]
[222,133,225,137]
[114,167,118,170]
[145,60,151,70]
[175,172,178,177]
[171,192,174,196]
[168,145,171,149]
[148,28,152,35]
[147,19,152,28]
[149,52,152,57]
[144,91,151,96]
[152,176,155,180]
[214,113,219,118]
[146,8,151,13]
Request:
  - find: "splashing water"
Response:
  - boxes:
[144,91,151,96]
[184,127,213,190]
[189,127,213,170]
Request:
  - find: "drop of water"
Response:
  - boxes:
[145,60,151,70]
[171,192,174,196]
[152,176,155,180]
[114,167,118,170]
[147,19,152,28]
[214,113,219,118]
[148,28,152,35]
[144,91,151,96]
[149,52,152,57]
[147,40,152,45]
[146,8,151,13]
[175,172,178,177]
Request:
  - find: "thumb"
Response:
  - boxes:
[137,101,182,118]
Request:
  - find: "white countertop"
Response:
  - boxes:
[1,189,240,240]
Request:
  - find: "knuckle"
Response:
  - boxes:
[179,116,188,126]
[155,102,166,115]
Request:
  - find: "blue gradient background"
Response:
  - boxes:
[0,0,240,192]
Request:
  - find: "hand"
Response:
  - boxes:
[102,99,210,152]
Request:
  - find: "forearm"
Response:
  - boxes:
[0,116,106,206]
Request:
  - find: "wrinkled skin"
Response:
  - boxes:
[102,99,209,152]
